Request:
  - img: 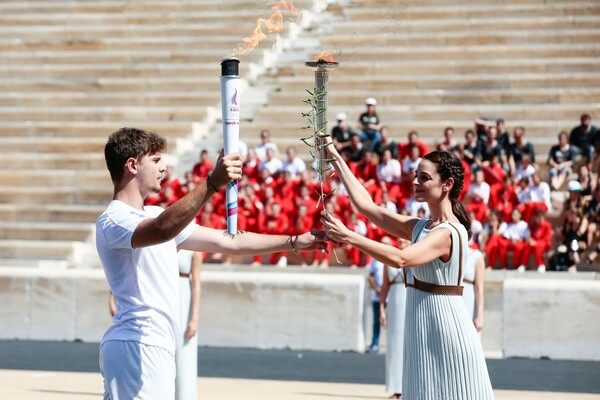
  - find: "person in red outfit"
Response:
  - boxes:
[191,149,213,181]
[243,148,261,183]
[398,130,430,161]
[523,209,553,272]
[161,166,185,199]
[292,204,317,266]
[498,208,530,271]
[496,175,519,223]
[265,202,290,266]
[346,213,369,268]
[483,210,505,269]
[483,154,506,210]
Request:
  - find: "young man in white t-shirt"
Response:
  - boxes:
[97,127,327,399]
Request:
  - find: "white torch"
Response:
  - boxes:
[220,58,240,235]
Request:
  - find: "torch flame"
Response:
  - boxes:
[313,51,336,63]
[234,0,299,56]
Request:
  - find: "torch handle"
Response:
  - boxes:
[221,72,240,235]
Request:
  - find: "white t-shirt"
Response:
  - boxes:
[369,258,385,302]
[254,142,279,162]
[467,181,491,204]
[282,157,307,178]
[376,159,401,183]
[96,200,196,355]
[502,220,530,241]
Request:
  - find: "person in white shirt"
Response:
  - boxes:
[254,129,279,162]
[258,147,283,176]
[282,146,306,178]
[97,127,327,400]
[498,208,530,271]
[466,169,491,222]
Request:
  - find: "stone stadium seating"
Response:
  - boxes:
[0,0,599,268]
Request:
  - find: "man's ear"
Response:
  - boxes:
[125,157,139,175]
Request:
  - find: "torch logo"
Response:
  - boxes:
[231,88,238,106]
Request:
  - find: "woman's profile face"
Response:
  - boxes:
[413,159,443,202]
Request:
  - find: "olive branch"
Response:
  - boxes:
[301,86,341,264]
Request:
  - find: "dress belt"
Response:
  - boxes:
[406,276,464,296]
[179,272,190,278]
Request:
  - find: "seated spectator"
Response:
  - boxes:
[357,97,382,151]
[524,209,553,272]
[373,126,398,161]
[514,154,537,183]
[191,149,213,181]
[264,202,290,267]
[576,164,596,201]
[548,131,575,191]
[466,169,491,223]
[584,187,600,263]
[557,207,587,272]
[469,210,483,249]
[341,133,366,163]
[161,165,185,199]
[292,204,316,267]
[401,144,422,175]
[254,129,279,162]
[398,130,430,161]
[474,117,495,143]
[516,173,550,223]
[496,118,511,155]
[376,149,402,203]
[482,153,505,207]
[569,113,598,171]
[483,210,506,269]
[508,126,535,177]
[357,150,379,201]
[282,146,306,178]
[259,148,283,176]
[462,129,481,172]
[496,175,519,223]
[436,126,459,152]
[479,126,508,170]
[499,208,531,272]
[243,148,261,183]
[331,112,355,151]
[346,213,369,268]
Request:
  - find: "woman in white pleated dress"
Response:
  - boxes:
[463,247,486,333]
[379,256,407,399]
[322,145,494,400]
[175,250,202,400]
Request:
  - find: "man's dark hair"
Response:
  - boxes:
[104,127,166,183]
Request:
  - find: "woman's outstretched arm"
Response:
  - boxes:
[325,141,418,240]
[322,212,451,269]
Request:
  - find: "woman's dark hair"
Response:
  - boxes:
[422,150,472,238]
[104,127,166,183]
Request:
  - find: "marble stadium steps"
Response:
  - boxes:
[253,104,599,124]
[268,88,600,106]
[0,186,112,206]
[270,58,600,77]
[0,106,208,122]
[0,170,111,188]
[0,121,193,138]
[0,204,105,224]
[0,240,81,263]
[0,91,221,107]
[342,1,600,20]
[265,72,600,91]
[0,221,94,242]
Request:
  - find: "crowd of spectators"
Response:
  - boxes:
[146,99,598,272]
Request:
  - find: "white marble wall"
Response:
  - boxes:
[503,278,600,361]
[0,268,366,352]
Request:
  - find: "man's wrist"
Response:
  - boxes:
[207,173,220,192]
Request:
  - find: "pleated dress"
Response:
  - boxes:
[462,248,482,322]
[402,219,494,400]
[175,250,198,400]
[385,266,407,394]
